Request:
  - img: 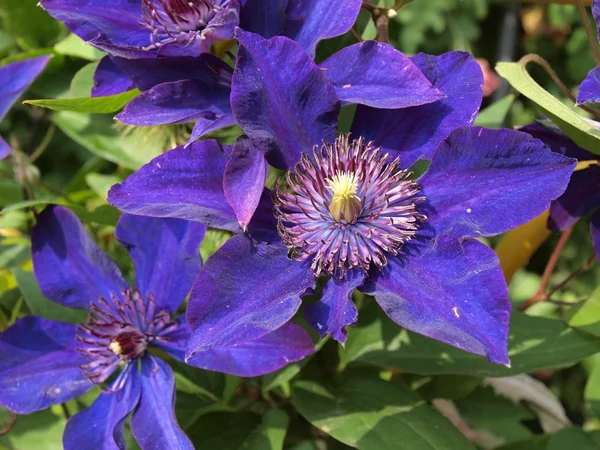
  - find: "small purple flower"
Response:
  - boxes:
[576,0,600,105]
[0,205,313,449]
[0,55,50,159]
[108,31,576,365]
[521,121,600,259]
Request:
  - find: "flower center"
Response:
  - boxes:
[274,134,426,278]
[76,289,177,384]
[141,0,231,47]
[109,330,148,361]
[326,171,362,223]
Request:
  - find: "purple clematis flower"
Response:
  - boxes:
[108,31,576,365]
[521,121,600,259]
[0,55,50,159]
[0,205,313,450]
[576,0,600,104]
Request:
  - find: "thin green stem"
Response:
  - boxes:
[577,0,600,66]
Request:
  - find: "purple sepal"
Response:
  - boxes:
[232,29,339,169]
[0,55,51,121]
[351,51,483,169]
[420,127,576,238]
[224,136,267,230]
[130,356,193,450]
[189,112,237,142]
[0,137,11,160]
[110,54,233,91]
[63,363,141,450]
[116,79,231,127]
[239,0,289,38]
[108,141,241,232]
[591,209,600,261]
[32,205,128,310]
[305,271,365,344]
[115,215,205,313]
[40,0,148,47]
[186,234,315,357]
[92,56,134,97]
[0,317,92,414]
[547,164,600,232]
[187,322,315,376]
[319,41,444,109]
[577,67,600,105]
[520,122,595,161]
[284,0,362,57]
[362,236,511,365]
[151,315,189,362]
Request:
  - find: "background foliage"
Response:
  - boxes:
[2,0,600,449]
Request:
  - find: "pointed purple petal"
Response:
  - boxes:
[116,79,231,126]
[187,322,314,376]
[115,215,205,313]
[108,141,240,232]
[231,29,339,169]
[351,51,483,169]
[240,0,289,38]
[420,127,576,238]
[284,0,362,57]
[591,209,600,261]
[186,234,315,357]
[92,56,134,97]
[189,112,237,141]
[110,54,233,91]
[40,0,148,47]
[305,271,365,344]
[0,55,50,121]
[0,136,11,160]
[224,136,267,230]
[577,67,600,105]
[63,363,141,450]
[151,315,189,362]
[32,205,128,309]
[520,122,595,161]
[362,236,510,364]
[130,356,193,450]
[548,164,600,231]
[0,317,92,414]
[320,42,444,109]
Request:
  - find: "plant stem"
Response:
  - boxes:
[519,53,600,120]
[519,225,575,312]
[577,0,600,66]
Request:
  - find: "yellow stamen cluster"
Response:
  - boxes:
[109,341,122,356]
[326,171,362,222]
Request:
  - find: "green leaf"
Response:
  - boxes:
[474,93,516,128]
[293,371,475,450]
[54,34,105,61]
[0,409,66,450]
[85,173,123,200]
[242,410,289,450]
[585,354,600,418]
[13,269,87,323]
[565,287,600,337]
[25,89,140,114]
[186,411,289,450]
[496,61,600,155]
[0,0,64,50]
[52,111,161,170]
[341,302,600,377]
[70,62,99,98]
